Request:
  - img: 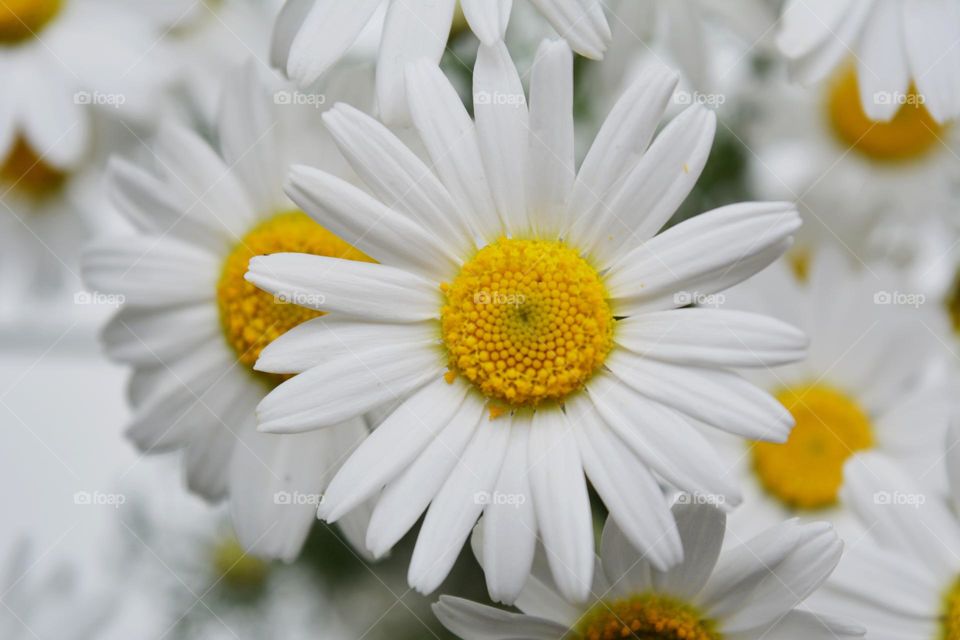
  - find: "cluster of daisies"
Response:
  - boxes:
[8,0,960,638]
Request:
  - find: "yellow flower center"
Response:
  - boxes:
[945,269,960,334]
[752,384,873,510]
[826,65,945,163]
[212,537,269,592]
[574,593,721,640]
[942,577,960,640]
[217,211,371,379]
[0,0,62,44]
[0,136,68,198]
[441,238,613,413]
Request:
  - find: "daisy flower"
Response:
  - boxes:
[82,62,377,561]
[434,502,863,639]
[246,39,804,603]
[814,445,960,639]
[717,248,952,535]
[0,0,176,170]
[777,0,960,123]
[271,0,611,122]
[745,62,960,263]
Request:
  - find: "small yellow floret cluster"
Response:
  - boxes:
[753,384,873,510]
[575,593,721,640]
[440,237,613,410]
[217,211,371,375]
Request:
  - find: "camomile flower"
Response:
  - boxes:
[434,502,863,640]
[0,0,176,169]
[82,62,378,561]
[271,0,611,123]
[812,446,960,639]
[777,0,960,123]
[717,248,952,536]
[0,539,114,639]
[246,39,805,603]
[745,64,960,264]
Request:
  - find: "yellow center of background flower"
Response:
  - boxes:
[575,593,721,640]
[212,537,269,592]
[941,577,960,640]
[217,211,371,377]
[440,237,613,411]
[827,66,945,163]
[944,269,960,334]
[0,0,61,43]
[752,384,873,510]
[0,136,68,198]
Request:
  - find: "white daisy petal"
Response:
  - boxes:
[481,414,537,605]
[474,41,529,236]
[719,524,842,633]
[102,304,219,366]
[320,104,475,257]
[652,503,726,601]
[567,64,678,225]
[106,157,226,252]
[727,609,865,640]
[285,0,382,86]
[599,516,654,597]
[285,164,460,279]
[856,0,909,121]
[527,39,575,238]
[405,60,501,242]
[567,394,681,572]
[776,0,854,59]
[460,0,512,45]
[614,308,807,368]
[246,253,441,322]
[270,0,316,71]
[218,60,283,214]
[408,412,512,595]
[318,378,468,521]
[184,423,236,501]
[432,596,569,640]
[903,0,960,123]
[528,409,594,604]
[527,0,610,59]
[844,452,960,577]
[947,422,960,512]
[256,316,436,374]
[153,122,256,241]
[230,417,367,562]
[606,202,800,314]
[257,343,444,433]
[582,105,716,268]
[588,374,742,506]
[366,393,485,558]
[83,236,219,308]
[787,0,873,86]
[605,352,793,442]
[377,0,457,125]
